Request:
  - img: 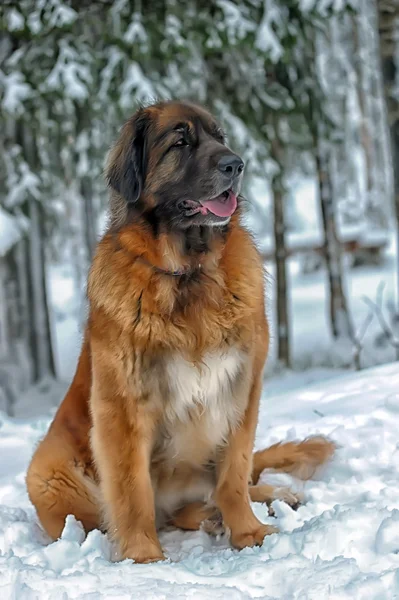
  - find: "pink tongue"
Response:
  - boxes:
[201,191,237,217]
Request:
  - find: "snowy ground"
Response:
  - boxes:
[2,363,399,598]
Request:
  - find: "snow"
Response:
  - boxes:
[258,226,389,258]
[248,174,391,251]
[6,8,24,31]
[299,0,359,14]
[3,363,399,598]
[255,1,284,62]
[119,63,157,110]
[0,72,32,116]
[5,161,41,209]
[0,207,21,257]
[262,245,397,374]
[217,0,256,46]
[123,13,147,46]
[47,4,77,29]
[375,511,399,555]
[45,41,91,101]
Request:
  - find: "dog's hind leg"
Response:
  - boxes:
[168,437,335,536]
[170,501,218,531]
[249,484,302,512]
[26,440,100,540]
[26,335,100,540]
[170,485,304,538]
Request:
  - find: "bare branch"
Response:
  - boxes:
[351,306,375,371]
[362,282,399,356]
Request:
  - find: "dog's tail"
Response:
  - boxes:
[252,436,336,485]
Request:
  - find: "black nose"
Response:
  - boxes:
[218,154,244,178]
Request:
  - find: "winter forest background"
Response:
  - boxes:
[0,0,398,418]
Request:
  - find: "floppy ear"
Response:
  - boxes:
[105,111,148,205]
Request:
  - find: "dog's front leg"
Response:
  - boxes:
[90,339,164,564]
[216,348,277,550]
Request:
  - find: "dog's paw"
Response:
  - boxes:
[122,538,165,564]
[268,487,303,515]
[230,523,278,550]
[127,549,166,564]
[201,511,226,537]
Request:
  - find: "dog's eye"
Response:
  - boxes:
[174,139,189,147]
[211,128,225,144]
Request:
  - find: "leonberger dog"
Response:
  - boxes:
[26,100,335,563]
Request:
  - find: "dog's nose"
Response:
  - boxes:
[218,154,244,178]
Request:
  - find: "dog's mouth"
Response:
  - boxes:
[180,189,238,218]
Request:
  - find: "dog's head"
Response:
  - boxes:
[105,101,245,230]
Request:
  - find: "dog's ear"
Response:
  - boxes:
[105,110,148,205]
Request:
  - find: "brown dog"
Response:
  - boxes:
[26,101,335,563]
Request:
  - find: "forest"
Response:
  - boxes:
[0,0,398,416]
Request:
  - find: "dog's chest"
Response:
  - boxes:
[166,348,242,416]
[158,347,247,463]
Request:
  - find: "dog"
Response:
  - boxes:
[26,100,335,563]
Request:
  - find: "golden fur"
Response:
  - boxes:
[26,101,335,563]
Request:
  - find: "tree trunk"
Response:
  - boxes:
[27,197,57,381]
[271,118,290,367]
[352,13,376,221]
[316,135,354,339]
[377,0,399,298]
[81,175,97,263]
[307,29,354,340]
[369,2,392,217]
[20,122,56,382]
[75,103,97,263]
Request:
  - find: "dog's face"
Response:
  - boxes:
[106,101,245,230]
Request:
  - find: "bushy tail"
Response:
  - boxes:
[252,436,336,485]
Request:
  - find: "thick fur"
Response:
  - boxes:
[26,101,335,563]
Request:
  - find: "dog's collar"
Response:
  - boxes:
[112,233,202,277]
[135,254,202,277]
